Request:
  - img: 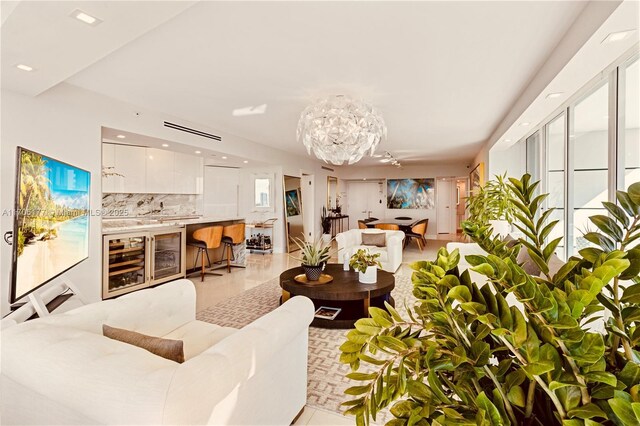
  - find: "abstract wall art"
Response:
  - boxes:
[386,178,435,209]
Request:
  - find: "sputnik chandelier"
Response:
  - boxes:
[296,95,387,165]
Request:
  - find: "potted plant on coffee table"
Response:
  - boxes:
[291,236,332,281]
[349,249,381,284]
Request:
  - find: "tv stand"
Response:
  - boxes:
[4,280,86,324]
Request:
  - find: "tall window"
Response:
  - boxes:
[526,131,541,183]
[546,114,566,259]
[569,81,609,255]
[621,57,639,190]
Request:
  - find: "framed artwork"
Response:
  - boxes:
[285,189,301,216]
[470,162,484,194]
[386,178,435,209]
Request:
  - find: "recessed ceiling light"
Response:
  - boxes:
[232,104,268,117]
[222,156,228,160]
[195,150,201,154]
[116,134,126,139]
[520,122,530,127]
[161,143,169,147]
[16,64,34,72]
[602,30,636,44]
[243,160,249,164]
[505,139,512,143]
[70,9,102,26]
[546,92,564,99]
[380,158,391,163]
[372,154,383,158]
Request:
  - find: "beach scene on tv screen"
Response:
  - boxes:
[15,149,90,300]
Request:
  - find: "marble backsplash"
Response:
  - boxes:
[102,193,202,217]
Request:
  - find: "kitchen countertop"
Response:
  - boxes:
[102,216,245,234]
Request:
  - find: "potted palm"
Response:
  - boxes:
[290,236,332,281]
[467,173,514,237]
[349,249,381,284]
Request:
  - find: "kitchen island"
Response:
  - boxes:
[102,216,245,299]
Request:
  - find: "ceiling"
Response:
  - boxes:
[2,1,603,166]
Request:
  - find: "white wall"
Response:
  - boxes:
[489,139,526,179]
[0,83,343,315]
[339,163,469,237]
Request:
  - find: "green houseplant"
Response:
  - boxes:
[350,249,382,284]
[340,175,640,426]
[467,173,516,236]
[290,236,332,281]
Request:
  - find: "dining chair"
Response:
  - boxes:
[358,220,368,229]
[374,223,400,231]
[405,219,429,251]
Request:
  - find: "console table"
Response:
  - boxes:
[328,215,349,237]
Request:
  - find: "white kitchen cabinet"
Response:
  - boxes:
[145,148,175,193]
[102,144,117,193]
[174,152,204,194]
[114,145,146,193]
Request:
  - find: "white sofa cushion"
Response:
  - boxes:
[163,321,236,360]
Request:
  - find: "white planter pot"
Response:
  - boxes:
[322,234,332,244]
[489,220,511,238]
[358,266,377,284]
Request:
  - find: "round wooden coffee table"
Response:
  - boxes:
[279,263,395,329]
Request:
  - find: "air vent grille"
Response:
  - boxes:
[163,121,222,141]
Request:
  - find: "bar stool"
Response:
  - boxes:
[221,223,246,273]
[187,225,224,281]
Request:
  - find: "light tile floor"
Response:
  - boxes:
[190,233,464,425]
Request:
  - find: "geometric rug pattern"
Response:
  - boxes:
[197,272,416,424]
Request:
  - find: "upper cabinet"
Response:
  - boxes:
[174,152,204,194]
[102,144,203,194]
[146,148,175,194]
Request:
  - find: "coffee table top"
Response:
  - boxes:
[280,264,394,301]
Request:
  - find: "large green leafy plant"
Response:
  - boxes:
[467,173,516,225]
[340,175,640,425]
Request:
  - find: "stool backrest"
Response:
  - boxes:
[375,223,400,231]
[223,223,246,244]
[193,226,224,249]
[357,220,367,229]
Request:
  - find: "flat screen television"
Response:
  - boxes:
[10,147,91,304]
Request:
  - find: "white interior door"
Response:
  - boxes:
[300,174,314,240]
[436,179,455,234]
[347,181,384,228]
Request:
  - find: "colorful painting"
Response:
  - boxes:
[470,162,484,195]
[285,189,301,216]
[386,178,435,209]
[12,147,90,302]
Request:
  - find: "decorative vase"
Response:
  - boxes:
[358,266,377,284]
[302,264,323,281]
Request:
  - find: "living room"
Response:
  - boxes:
[1,1,639,425]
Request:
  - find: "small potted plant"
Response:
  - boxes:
[321,206,332,243]
[349,249,381,284]
[290,236,332,281]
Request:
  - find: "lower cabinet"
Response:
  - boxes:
[103,227,186,299]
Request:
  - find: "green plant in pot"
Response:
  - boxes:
[467,172,516,236]
[339,174,640,426]
[291,236,332,281]
[350,249,382,284]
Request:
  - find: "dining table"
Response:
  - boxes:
[364,218,417,231]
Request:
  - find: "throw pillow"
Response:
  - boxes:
[103,324,185,363]
[361,232,386,247]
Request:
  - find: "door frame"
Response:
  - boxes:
[436,177,457,234]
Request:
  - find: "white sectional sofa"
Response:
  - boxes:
[336,229,405,273]
[1,279,315,425]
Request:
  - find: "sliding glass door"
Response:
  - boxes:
[620,57,639,190]
[569,81,610,256]
[545,114,566,259]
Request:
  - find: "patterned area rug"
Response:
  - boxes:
[197,271,417,424]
